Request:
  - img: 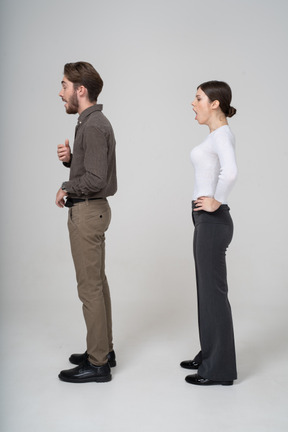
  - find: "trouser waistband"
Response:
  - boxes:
[65,197,105,208]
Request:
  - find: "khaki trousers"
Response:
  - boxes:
[68,198,113,366]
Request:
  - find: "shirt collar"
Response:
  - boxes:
[78,104,103,124]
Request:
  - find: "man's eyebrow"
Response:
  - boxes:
[61,80,67,85]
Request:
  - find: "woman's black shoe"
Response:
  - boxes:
[185,373,233,386]
[180,359,201,370]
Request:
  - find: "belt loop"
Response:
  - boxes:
[85,198,89,206]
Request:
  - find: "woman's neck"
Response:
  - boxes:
[208,118,228,133]
[207,111,228,133]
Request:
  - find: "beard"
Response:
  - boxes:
[65,91,79,114]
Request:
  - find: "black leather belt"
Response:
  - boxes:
[65,197,104,207]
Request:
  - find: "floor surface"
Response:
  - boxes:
[1,296,287,432]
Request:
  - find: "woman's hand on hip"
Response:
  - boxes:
[194,196,222,212]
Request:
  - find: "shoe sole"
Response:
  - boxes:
[185,378,233,386]
[180,364,199,370]
[58,374,112,383]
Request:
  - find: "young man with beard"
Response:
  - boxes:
[56,62,117,383]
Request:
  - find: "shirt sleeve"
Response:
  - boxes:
[64,125,108,195]
[63,154,73,168]
[213,130,238,203]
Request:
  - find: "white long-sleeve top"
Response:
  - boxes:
[190,125,237,204]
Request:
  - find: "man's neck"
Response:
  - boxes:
[78,101,96,115]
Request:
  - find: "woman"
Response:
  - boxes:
[181,81,238,386]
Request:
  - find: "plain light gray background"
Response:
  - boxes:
[0,0,287,431]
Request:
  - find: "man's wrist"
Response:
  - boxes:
[63,154,73,168]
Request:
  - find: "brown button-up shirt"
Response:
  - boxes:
[64,104,117,198]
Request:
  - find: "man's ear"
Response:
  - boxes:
[211,99,220,110]
[77,85,87,98]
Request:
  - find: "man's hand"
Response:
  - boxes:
[57,139,71,163]
[56,188,68,208]
[193,196,222,212]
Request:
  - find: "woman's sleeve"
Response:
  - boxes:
[213,131,238,203]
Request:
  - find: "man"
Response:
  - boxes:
[56,62,117,383]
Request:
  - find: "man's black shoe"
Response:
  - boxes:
[185,373,233,386]
[69,351,88,365]
[59,359,111,383]
[69,350,117,367]
[180,359,201,370]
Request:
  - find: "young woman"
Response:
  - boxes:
[181,81,238,386]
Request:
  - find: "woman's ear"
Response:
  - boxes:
[211,99,220,110]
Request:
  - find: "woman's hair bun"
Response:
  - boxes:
[227,106,237,118]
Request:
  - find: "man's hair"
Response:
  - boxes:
[64,62,103,102]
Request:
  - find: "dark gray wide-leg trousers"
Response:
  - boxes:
[192,203,237,382]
